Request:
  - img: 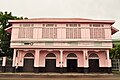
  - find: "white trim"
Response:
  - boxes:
[46,57,56,59]
[67,57,77,59]
[24,57,34,59]
[89,57,99,59]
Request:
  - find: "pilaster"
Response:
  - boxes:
[34,49,40,67]
[60,50,63,73]
[12,49,16,67]
[106,50,111,67]
[83,50,88,73]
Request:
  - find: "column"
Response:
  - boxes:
[106,50,110,60]
[16,50,20,66]
[34,49,40,73]
[83,50,88,73]
[60,50,63,73]
[83,50,88,67]
[106,50,112,73]
[12,49,16,67]
[106,50,111,67]
[34,49,40,67]
[2,56,7,72]
[2,57,7,67]
[60,50,63,67]
[12,49,16,72]
[85,51,88,67]
[16,50,20,72]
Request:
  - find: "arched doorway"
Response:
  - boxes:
[45,53,56,72]
[23,53,34,72]
[67,53,77,72]
[89,53,99,72]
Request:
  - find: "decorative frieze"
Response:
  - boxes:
[11,41,112,49]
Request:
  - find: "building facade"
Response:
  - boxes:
[6,18,118,73]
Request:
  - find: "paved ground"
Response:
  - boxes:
[0,78,120,80]
[0,73,120,80]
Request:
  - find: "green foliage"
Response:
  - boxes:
[110,44,120,59]
[0,11,27,57]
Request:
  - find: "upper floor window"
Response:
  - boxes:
[66,28,81,39]
[90,24,104,27]
[66,24,80,27]
[20,24,34,27]
[18,27,33,38]
[43,24,57,27]
[42,27,57,39]
[42,24,57,39]
[90,28,105,39]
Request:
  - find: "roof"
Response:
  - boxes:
[8,18,115,24]
[28,18,92,20]
[6,18,118,34]
[111,26,119,35]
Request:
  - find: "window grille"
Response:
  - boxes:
[42,28,57,39]
[90,24,104,27]
[90,28,105,39]
[66,28,81,39]
[18,27,33,38]
[66,24,80,27]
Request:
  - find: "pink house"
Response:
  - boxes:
[6,18,118,73]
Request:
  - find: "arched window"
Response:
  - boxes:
[89,53,99,59]
[46,53,56,57]
[46,53,56,59]
[67,53,77,57]
[67,53,77,59]
[24,53,34,58]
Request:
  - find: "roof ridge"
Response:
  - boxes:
[28,18,92,20]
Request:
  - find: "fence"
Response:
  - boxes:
[0,57,12,72]
[111,59,120,72]
[0,57,2,72]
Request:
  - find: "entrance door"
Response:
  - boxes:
[67,59,77,72]
[89,53,99,72]
[89,59,99,72]
[23,59,34,72]
[45,59,56,72]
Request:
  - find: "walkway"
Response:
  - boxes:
[0,73,118,78]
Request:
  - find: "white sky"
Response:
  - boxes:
[0,0,120,39]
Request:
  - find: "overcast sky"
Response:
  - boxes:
[0,0,120,39]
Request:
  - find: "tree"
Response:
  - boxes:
[110,44,120,59]
[0,11,28,57]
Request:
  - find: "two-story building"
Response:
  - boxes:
[6,18,118,73]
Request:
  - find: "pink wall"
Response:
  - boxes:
[11,23,112,40]
[10,23,113,49]
[14,49,111,68]
[88,51,111,67]
[11,22,113,68]
[39,51,60,67]
[63,51,83,67]
[16,50,35,67]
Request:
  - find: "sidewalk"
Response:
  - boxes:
[0,72,118,78]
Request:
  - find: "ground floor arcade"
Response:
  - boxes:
[12,49,112,73]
